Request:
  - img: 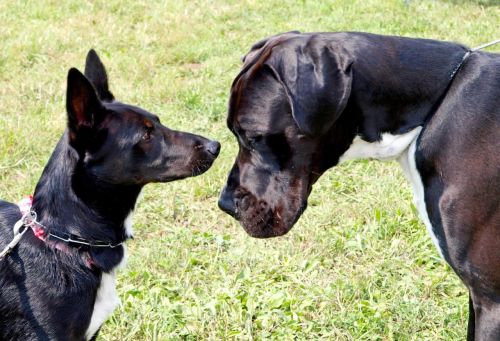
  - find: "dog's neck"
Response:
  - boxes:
[345,34,469,142]
[319,34,470,169]
[32,132,141,258]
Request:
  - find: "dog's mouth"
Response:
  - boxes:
[150,157,217,183]
[235,191,308,238]
[190,158,217,177]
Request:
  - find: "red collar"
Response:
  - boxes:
[18,196,94,269]
[18,196,124,248]
[18,196,46,242]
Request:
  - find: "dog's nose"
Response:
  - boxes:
[218,187,236,217]
[206,140,221,157]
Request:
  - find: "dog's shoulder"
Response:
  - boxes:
[0,199,103,337]
[0,200,21,240]
[0,199,21,216]
[455,51,500,116]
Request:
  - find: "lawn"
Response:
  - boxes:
[1,0,499,340]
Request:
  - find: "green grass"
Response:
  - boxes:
[1,0,499,340]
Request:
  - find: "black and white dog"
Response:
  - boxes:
[0,50,220,340]
[218,32,499,340]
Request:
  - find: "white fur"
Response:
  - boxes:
[85,270,120,340]
[339,127,422,162]
[123,189,143,239]
[85,246,128,340]
[85,204,136,340]
[398,138,444,258]
[339,127,444,258]
[124,212,134,239]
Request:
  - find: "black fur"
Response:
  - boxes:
[0,50,220,340]
[219,32,499,339]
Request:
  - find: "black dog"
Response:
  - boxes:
[0,50,220,340]
[219,32,499,340]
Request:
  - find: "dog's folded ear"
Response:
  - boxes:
[266,43,353,137]
[66,68,104,149]
[241,31,301,63]
[84,49,114,102]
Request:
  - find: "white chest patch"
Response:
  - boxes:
[85,245,129,339]
[398,138,444,258]
[339,126,444,258]
[339,127,422,162]
[85,270,120,340]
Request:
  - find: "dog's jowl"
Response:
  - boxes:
[219,32,499,340]
[0,50,220,340]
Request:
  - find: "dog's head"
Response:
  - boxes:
[219,32,355,238]
[66,50,220,186]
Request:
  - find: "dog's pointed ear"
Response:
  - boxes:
[84,49,114,101]
[66,68,103,145]
[266,45,353,137]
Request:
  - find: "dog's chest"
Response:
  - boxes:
[85,271,119,340]
[338,127,445,258]
[339,127,422,162]
[85,246,128,340]
[398,139,444,258]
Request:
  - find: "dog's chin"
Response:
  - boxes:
[152,159,216,183]
[190,158,216,177]
[239,202,307,239]
[240,220,290,238]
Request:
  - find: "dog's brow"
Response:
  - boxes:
[238,117,272,136]
[143,119,154,128]
[237,113,268,127]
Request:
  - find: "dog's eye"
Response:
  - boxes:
[142,127,153,141]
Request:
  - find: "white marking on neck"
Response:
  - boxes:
[398,137,443,258]
[339,127,422,162]
[124,212,134,239]
[123,188,142,239]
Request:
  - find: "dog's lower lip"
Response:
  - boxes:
[191,159,215,176]
[238,207,277,238]
[240,199,308,239]
[243,222,281,238]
